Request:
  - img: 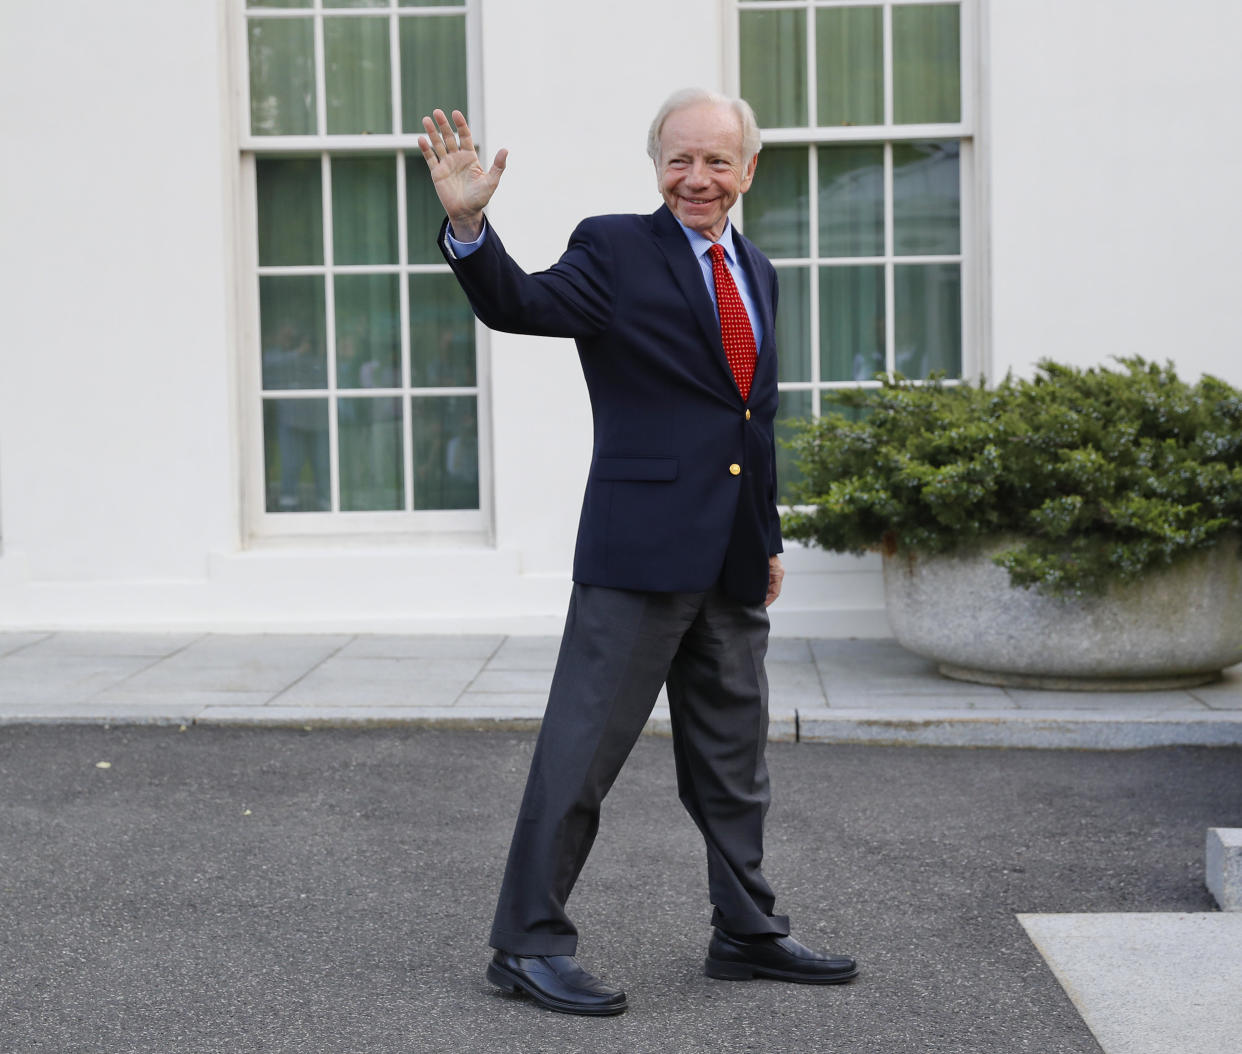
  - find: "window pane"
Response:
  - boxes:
[324,16,392,134]
[248,0,311,7]
[815,6,882,127]
[744,147,808,259]
[410,274,475,387]
[335,274,401,388]
[248,18,316,135]
[820,265,885,382]
[399,0,463,6]
[406,158,447,264]
[260,276,327,390]
[339,397,404,511]
[775,389,812,504]
[412,395,478,509]
[257,158,324,265]
[741,10,807,128]
[263,398,330,512]
[893,141,960,256]
[895,263,961,377]
[893,3,961,124]
[774,266,810,383]
[331,156,397,264]
[327,0,388,7]
[818,144,883,258]
[399,16,468,134]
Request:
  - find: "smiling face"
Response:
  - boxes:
[656,101,758,242]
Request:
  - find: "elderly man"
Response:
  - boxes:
[418,89,857,1016]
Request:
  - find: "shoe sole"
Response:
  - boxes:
[704,957,859,984]
[486,962,628,1016]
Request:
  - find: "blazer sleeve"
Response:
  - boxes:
[438,217,616,339]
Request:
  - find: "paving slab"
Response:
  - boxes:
[1019,913,1242,1054]
[1005,689,1207,710]
[1189,671,1242,709]
[0,654,159,704]
[765,637,813,662]
[454,691,550,712]
[273,657,483,708]
[119,635,350,694]
[335,634,504,660]
[486,636,561,669]
[766,661,827,705]
[0,632,51,657]
[88,689,276,710]
[14,631,203,657]
[813,639,1006,697]
[467,669,555,695]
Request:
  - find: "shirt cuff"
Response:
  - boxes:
[444,223,487,259]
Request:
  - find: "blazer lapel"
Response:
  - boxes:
[651,206,729,360]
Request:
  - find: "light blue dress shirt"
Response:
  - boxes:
[445,215,764,352]
[674,218,764,353]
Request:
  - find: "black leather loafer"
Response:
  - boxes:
[705,930,858,984]
[486,951,628,1015]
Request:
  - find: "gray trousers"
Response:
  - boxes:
[489,581,790,956]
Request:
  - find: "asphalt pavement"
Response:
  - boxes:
[0,725,1238,1054]
[1,632,1240,1053]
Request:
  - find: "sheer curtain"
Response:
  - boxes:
[248,5,479,515]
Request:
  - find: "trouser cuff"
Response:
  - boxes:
[489,927,579,957]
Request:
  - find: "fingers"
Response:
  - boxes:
[452,110,474,154]
[416,129,438,167]
[764,556,784,607]
[416,108,453,157]
[420,108,470,153]
[418,107,507,181]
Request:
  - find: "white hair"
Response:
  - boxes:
[646,88,762,163]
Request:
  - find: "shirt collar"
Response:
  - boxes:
[674,217,738,266]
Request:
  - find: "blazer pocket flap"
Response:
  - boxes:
[593,457,678,482]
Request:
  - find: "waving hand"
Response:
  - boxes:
[417,108,508,242]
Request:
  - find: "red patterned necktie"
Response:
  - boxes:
[708,242,757,401]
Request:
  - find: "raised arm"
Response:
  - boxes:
[417,108,508,242]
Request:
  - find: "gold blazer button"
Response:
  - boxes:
[745,409,751,420]
[729,463,741,476]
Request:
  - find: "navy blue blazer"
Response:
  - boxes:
[439,204,783,604]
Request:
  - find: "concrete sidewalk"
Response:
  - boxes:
[2,630,1241,748]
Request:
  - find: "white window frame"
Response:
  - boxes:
[231,0,491,540]
[728,0,987,417]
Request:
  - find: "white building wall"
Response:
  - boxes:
[0,0,1237,634]
[986,0,1242,385]
[0,0,241,585]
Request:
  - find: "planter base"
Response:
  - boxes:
[937,662,1221,693]
[883,535,1242,691]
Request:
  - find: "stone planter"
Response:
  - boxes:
[882,534,1242,690]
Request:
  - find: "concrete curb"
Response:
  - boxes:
[796,709,1242,749]
[3,704,1242,750]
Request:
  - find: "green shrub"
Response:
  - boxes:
[781,358,1242,596]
